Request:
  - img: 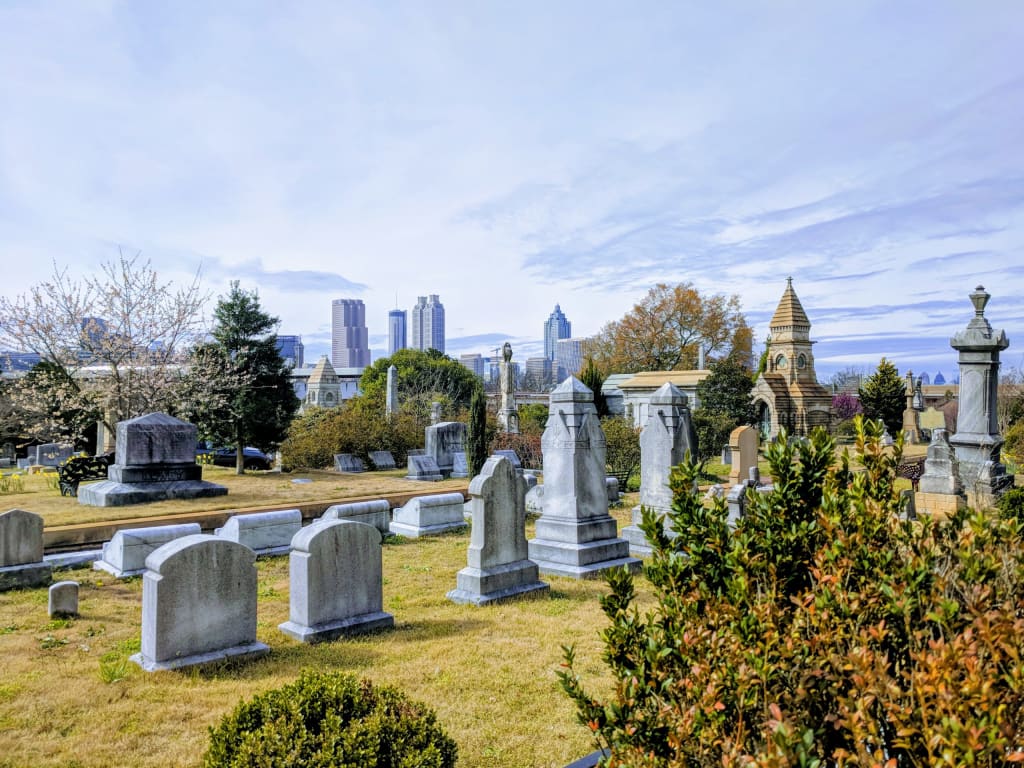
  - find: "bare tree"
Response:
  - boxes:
[0,251,207,443]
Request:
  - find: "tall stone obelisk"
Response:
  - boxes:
[385,365,398,418]
[497,342,520,433]
[949,285,1013,508]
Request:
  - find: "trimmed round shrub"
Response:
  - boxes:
[204,670,457,768]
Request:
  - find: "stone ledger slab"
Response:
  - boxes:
[334,454,366,473]
[94,523,202,578]
[390,493,468,538]
[368,451,397,471]
[279,520,394,642]
[406,455,443,481]
[217,509,302,556]
[322,500,391,534]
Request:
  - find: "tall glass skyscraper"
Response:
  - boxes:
[388,309,407,356]
[410,294,445,353]
[276,335,304,368]
[543,304,571,360]
[331,299,371,368]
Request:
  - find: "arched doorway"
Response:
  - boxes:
[757,401,771,442]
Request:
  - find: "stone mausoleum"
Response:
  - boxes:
[750,278,832,440]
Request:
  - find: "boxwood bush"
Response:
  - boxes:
[204,670,457,768]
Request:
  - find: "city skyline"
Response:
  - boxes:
[1,4,1022,380]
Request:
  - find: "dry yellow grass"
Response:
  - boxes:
[0,504,647,768]
[0,467,469,528]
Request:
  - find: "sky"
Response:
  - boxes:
[1,1,1023,381]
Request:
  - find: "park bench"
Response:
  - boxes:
[58,453,114,497]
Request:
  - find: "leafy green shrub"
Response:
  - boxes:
[490,432,542,470]
[997,487,1024,523]
[204,670,457,768]
[1005,420,1024,462]
[601,416,641,489]
[561,416,1024,765]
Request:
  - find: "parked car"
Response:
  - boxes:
[196,444,273,471]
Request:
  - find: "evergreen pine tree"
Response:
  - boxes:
[579,357,608,417]
[467,385,488,478]
[180,282,299,474]
[858,357,906,435]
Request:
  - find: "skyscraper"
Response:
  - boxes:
[331,299,371,368]
[410,294,445,353]
[544,304,571,360]
[388,309,407,356]
[276,335,304,369]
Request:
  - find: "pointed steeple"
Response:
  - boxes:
[769,277,811,332]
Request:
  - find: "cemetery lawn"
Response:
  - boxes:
[0,503,645,768]
[0,467,470,528]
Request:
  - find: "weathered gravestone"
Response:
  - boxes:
[727,425,758,485]
[622,383,697,556]
[425,421,466,478]
[369,451,397,471]
[493,449,522,472]
[217,509,302,556]
[915,429,967,517]
[131,535,269,672]
[390,493,468,538]
[334,454,366,473]
[605,477,619,503]
[78,413,227,507]
[322,499,391,534]
[34,443,74,467]
[448,456,548,605]
[279,520,394,643]
[0,509,52,591]
[94,523,202,578]
[527,377,640,578]
[406,454,443,482]
[49,581,79,617]
[451,451,469,479]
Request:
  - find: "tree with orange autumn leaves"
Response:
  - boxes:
[590,282,752,374]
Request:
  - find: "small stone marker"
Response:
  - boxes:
[916,429,967,518]
[727,425,758,485]
[606,477,619,503]
[369,451,397,471]
[279,520,394,643]
[35,443,74,467]
[333,454,366,473]
[131,534,269,672]
[448,456,548,605]
[217,509,301,556]
[322,499,391,534]
[493,450,522,472]
[525,483,544,515]
[406,454,443,481]
[49,581,79,617]
[94,523,202,578]
[450,451,469,479]
[0,509,52,591]
[390,493,468,538]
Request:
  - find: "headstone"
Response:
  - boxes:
[497,342,520,434]
[0,509,52,591]
[522,472,538,492]
[385,364,399,418]
[727,425,758,485]
[390,493,468,538]
[721,446,732,465]
[279,520,394,642]
[527,377,640,578]
[525,483,544,515]
[902,371,921,444]
[450,451,469,479]
[322,499,391,534]
[130,535,269,672]
[424,421,466,478]
[217,509,302,556]
[605,477,619,503]
[448,456,548,605]
[333,454,366,473]
[949,286,1014,508]
[918,429,963,496]
[34,443,74,467]
[93,523,202,578]
[77,413,227,507]
[406,455,443,481]
[622,383,697,556]
[369,451,397,471]
[430,401,442,425]
[493,449,522,472]
[49,581,79,617]
[16,458,30,470]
